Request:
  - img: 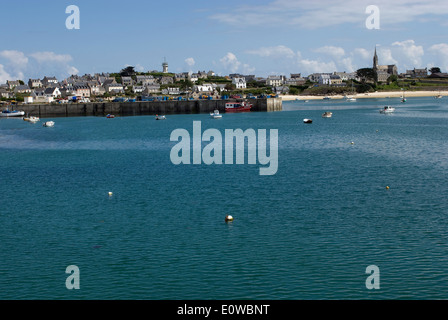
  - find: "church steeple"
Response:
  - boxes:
[373,46,378,69]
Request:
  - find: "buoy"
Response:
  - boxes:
[225,215,234,222]
[386,186,390,190]
[350,142,355,145]
[108,192,113,196]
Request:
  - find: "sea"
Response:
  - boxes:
[0,96,447,300]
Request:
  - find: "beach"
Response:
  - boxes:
[281,90,448,101]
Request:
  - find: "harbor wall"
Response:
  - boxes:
[17,98,282,118]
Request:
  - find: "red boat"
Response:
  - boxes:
[225,101,252,113]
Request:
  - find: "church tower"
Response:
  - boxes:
[373,47,378,84]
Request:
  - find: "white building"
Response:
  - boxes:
[232,77,247,89]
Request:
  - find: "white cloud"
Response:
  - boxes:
[0,50,29,67]
[297,58,337,74]
[391,40,424,68]
[246,45,296,59]
[0,64,12,83]
[185,57,195,67]
[314,46,346,59]
[429,43,448,71]
[377,48,398,65]
[219,52,241,73]
[30,52,73,64]
[210,0,448,29]
[353,48,371,60]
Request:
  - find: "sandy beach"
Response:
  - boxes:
[281,90,448,101]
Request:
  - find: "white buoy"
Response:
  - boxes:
[108,192,113,197]
[225,215,234,222]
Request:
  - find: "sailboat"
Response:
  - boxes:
[401,91,406,103]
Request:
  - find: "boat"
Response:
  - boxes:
[1,109,25,117]
[346,98,357,102]
[210,110,222,119]
[225,101,252,113]
[379,106,395,114]
[155,115,166,120]
[401,91,406,103]
[43,121,55,127]
[322,112,332,118]
[323,96,331,100]
[303,119,313,124]
[435,92,443,99]
[106,114,115,118]
[24,116,40,123]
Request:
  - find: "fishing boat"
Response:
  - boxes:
[155,115,166,120]
[106,114,115,118]
[379,106,395,114]
[303,119,313,124]
[322,112,332,118]
[43,121,55,127]
[1,108,25,117]
[210,110,222,119]
[225,101,252,113]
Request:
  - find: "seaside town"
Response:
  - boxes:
[1,49,447,105]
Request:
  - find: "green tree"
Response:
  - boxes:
[430,67,441,74]
[357,68,375,82]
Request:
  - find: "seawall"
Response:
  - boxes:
[17,98,282,118]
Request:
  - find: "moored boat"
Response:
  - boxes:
[322,112,332,118]
[43,121,55,127]
[303,119,313,124]
[24,116,40,123]
[225,101,252,113]
[155,115,166,120]
[1,109,25,117]
[106,114,115,118]
[210,110,222,119]
[379,106,395,114]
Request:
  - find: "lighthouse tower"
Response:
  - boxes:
[162,58,168,73]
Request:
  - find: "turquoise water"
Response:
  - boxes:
[1,97,448,300]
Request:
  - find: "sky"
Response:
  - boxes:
[0,0,448,83]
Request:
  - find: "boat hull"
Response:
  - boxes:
[1,111,25,117]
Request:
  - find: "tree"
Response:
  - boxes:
[357,68,375,82]
[120,66,136,77]
[430,67,441,74]
[387,74,398,85]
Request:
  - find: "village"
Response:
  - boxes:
[1,52,447,105]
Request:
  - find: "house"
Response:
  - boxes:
[89,83,106,96]
[28,79,43,88]
[136,75,155,85]
[175,73,189,82]
[72,85,90,97]
[143,84,161,94]
[232,77,247,89]
[428,72,448,79]
[318,74,331,85]
[207,70,216,77]
[290,73,302,79]
[406,68,428,78]
[105,83,125,93]
[274,86,290,94]
[7,80,21,90]
[284,78,306,86]
[329,75,343,85]
[132,86,145,94]
[42,76,58,87]
[194,84,214,93]
[122,76,134,87]
[188,73,199,83]
[167,87,180,95]
[44,87,62,98]
[160,76,174,85]
[14,85,32,94]
[0,88,14,99]
[266,76,284,87]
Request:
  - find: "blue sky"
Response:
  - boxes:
[1,0,448,82]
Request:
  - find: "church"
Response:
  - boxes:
[373,47,398,83]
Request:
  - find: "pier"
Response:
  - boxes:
[16,98,282,118]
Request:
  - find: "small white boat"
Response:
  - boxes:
[322,112,332,118]
[210,110,222,119]
[155,115,166,120]
[435,95,443,99]
[24,116,40,123]
[346,98,357,102]
[43,121,55,127]
[303,119,313,124]
[379,106,395,114]
[1,109,25,117]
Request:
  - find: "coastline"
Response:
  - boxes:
[281,90,448,101]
